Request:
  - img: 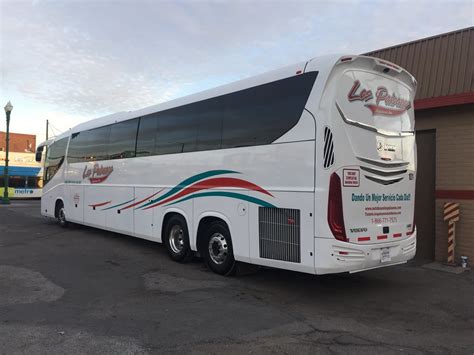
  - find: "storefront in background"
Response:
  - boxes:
[0,139,42,199]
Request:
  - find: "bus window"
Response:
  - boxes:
[68,126,111,163]
[155,107,197,155]
[136,115,158,157]
[44,137,68,184]
[108,118,139,159]
[219,72,316,149]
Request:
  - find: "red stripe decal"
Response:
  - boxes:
[143,177,272,210]
[88,201,112,208]
[393,233,402,238]
[120,188,164,211]
[339,251,348,255]
[358,236,371,242]
[377,235,388,240]
[406,231,414,236]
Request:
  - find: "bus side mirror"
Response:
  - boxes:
[35,146,44,162]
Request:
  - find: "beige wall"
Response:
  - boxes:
[416,104,474,262]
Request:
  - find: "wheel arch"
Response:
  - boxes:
[160,207,193,246]
[54,198,65,218]
[196,212,232,256]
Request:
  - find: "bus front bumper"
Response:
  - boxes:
[314,233,416,275]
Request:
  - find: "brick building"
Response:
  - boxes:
[0,132,36,153]
[366,27,474,263]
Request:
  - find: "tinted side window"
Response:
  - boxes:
[136,114,158,157]
[68,126,111,163]
[195,99,223,151]
[45,136,68,184]
[108,118,139,159]
[221,72,317,148]
[47,137,68,167]
[155,107,197,155]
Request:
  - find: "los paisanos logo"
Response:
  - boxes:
[83,163,114,184]
[347,80,411,116]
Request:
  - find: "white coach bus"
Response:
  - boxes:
[36,54,417,275]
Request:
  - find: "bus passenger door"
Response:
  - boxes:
[134,187,155,240]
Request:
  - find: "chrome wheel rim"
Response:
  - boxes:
[208,233,228,265]
[169,225,184,254]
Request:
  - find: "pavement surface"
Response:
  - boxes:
[0,200,473,354]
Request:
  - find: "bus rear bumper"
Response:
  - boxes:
[314,232,416,275]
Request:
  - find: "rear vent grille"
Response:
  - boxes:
[259,207,301,263]
[360,166,407,177]
[365,176,403,185]
[357,156,409,168]
[323,127,335,168]
[357,156,409,185]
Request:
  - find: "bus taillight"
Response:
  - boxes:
[328,172,348,242]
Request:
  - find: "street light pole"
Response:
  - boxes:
[3,101,13,205]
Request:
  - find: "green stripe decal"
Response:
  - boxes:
[101,198,136,210]
[139,170,239,209]
[166,191,276,208]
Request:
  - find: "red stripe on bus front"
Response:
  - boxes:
[358,236,371,242]
[377,235,388,240]
[393,233,402,238]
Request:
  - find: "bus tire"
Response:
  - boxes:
[56,200,68,228]
[203,221,235,276]
[163,215,193,263]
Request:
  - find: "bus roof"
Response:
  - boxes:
[41,53,410,146]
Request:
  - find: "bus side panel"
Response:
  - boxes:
[84,185,108,229]
[106,186,134,235]
[193,192,250,263]
[134,187,156,240]
[65,185,84,223]
[248,191,315,274]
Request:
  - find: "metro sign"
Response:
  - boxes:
[348,80,411,116]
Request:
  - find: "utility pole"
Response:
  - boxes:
[46,119,49,140]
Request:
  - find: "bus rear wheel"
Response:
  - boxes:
[56,200,68,228]
[163,215,193,263]
[203,221,235,276]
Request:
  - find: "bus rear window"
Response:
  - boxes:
[336,70,414,133]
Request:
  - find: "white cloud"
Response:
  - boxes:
[0,0,472,141]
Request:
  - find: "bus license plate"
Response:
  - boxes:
[381,248,391,263]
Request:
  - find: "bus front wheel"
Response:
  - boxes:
[163,215,193,263]
[56,200,68,228]
[203,221,235,276]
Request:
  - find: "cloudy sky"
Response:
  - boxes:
[0,0,472,144]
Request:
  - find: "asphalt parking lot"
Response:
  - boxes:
[0,200,473,354]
